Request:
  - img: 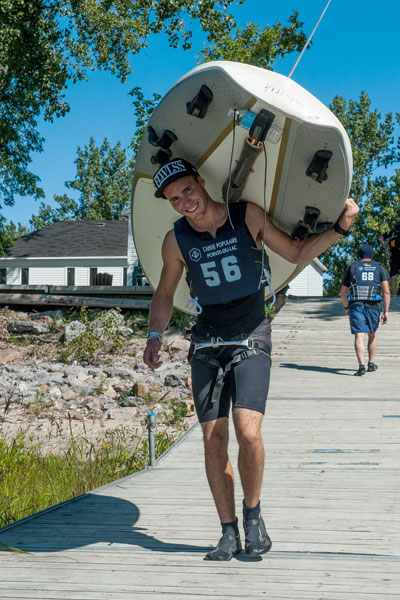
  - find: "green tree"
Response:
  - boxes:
[0,0,240,208]
[29,84,162,230]
[321,93,400,295]
[0,216,28,255]
[129,88,162,160]
[198,11,307,68]
[30,137,134,229]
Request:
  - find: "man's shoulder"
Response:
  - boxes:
[164,227,176,241]
[163,228,181,255]
[346,261,357,271]
[341,263,353,285]
[244,200,262,216]
[244,200,267,231]
[378,264,390,280]
[161,230,186,268]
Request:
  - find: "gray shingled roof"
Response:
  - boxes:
[4,220,128,258]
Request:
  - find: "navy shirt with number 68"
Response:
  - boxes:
[342,260,389,307]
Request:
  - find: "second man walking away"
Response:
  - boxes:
[340,244,390,376]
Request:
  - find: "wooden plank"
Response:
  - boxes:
[0,579,399,597]
[0,284,153,296]
[0,569,399,591]
[48,285,153,296]
[0,293,150,309]
[0,296,399,599]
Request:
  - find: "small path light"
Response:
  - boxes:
[147,412,157,467]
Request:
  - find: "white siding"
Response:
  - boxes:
[308,263,324,295]
[6,267,20,284]
[75,267,89,286]
[289,263,324,296]
[0,259,127,287]
[289,267,309,296]
[29,267,65,285]
[127,214,139,285]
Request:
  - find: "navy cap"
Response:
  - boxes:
[153,158,199,198]
[359,244,374,259]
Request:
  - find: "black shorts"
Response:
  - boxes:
[190,320,272,423]
[390,254,400,277]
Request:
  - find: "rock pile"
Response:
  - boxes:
[0,350,193,415]
[0,308,196,448]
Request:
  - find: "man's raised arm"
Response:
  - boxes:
[247,197,359,265]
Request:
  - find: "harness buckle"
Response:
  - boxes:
[192,336,256,355]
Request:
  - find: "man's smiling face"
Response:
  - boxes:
[164,175,209,221]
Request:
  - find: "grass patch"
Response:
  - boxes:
[0,423,178,528]
[265,301,277,321]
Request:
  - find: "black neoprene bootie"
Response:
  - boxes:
[243,500,272,557]
[204,519,242,561]
[367,362,378,372]
[354,365,366,376]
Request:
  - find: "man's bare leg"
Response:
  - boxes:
[202,418,241,560]
[233,407,272,556]
[354,332,365,365]
[367,331,378,363]
[201,417,235,523]
[232,408,264,507]
[367,331,379,371]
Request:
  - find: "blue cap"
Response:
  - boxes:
[359,244,374,259]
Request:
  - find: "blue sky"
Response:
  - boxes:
[3,0,400,227]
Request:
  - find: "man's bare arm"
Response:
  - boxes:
[381,280,390,323]
[340,285,350,314]
[246,198,359,264]
[143,230,184,369]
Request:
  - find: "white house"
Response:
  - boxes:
[0,218,327,296]
[0,219,138,287]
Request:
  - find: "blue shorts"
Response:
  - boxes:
[349,304,380,334]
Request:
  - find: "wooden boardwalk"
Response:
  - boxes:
[1,297,399,599]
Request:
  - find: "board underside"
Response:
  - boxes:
[132,62,352,313]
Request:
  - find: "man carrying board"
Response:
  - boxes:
[143,157,359,560]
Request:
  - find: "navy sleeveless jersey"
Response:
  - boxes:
[174,202,267,306]
[348,260,383,302]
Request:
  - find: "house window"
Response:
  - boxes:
[21,267,29,284]
[89,268,97,285]
[0,268,6,284]
[123,267,127,286]
[67,268,75,286]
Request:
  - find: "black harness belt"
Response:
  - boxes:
[190,339,271,404]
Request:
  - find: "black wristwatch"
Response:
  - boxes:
[333,221,353,237]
